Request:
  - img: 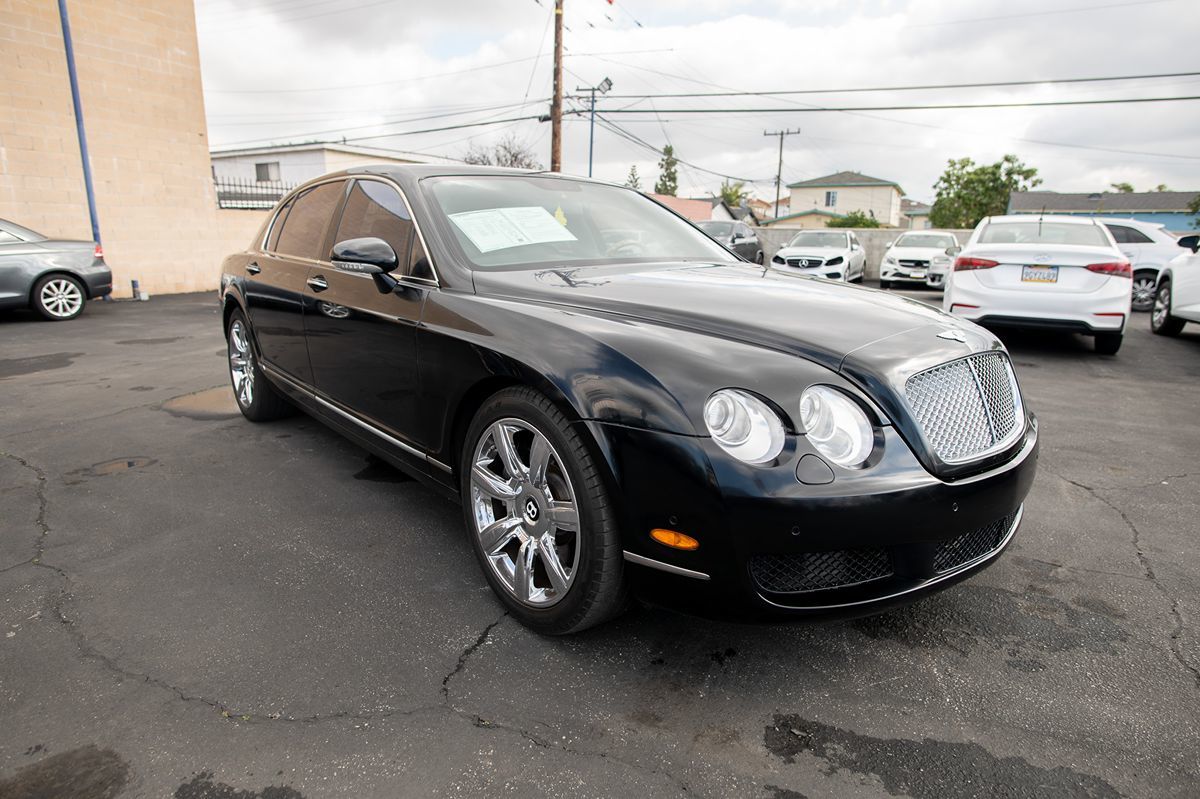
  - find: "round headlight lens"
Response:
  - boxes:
[799,386,874,468]
[703,389,786,464]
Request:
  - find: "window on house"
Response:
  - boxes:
[255,161,281,182]
[824,190,837,208]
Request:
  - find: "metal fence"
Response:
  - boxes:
[214,177,295,210]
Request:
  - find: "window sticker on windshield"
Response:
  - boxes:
[449,206,578,253]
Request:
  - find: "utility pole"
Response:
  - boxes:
[763,128,800,219]
[576,77,612,177]
[550,0,564,172]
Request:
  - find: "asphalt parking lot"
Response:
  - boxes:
[1,289,1198,798]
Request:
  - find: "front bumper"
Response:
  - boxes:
[881,264,928,283]
[588,413,1039,620]
[771,263,845,280]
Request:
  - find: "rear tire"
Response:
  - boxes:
[32,274,86,321]
[1094,332,1123,355]
[226,309,292,421]
[1131,271,1158,313]
[755,251,764,265]
[461,387,628,635]
[1151,281,1185,336]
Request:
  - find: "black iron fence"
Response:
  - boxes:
[214,177,295,210]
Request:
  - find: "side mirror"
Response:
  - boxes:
[1178,234,1199,253]
[884,241,894,248]
[331,237,400,294]
[946,246,962,256]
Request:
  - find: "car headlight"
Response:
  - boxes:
[704,389,786,464]
[799,386,873,468]
[932,254,951,265]
[772,254,785,264]
[826,256,844,265]
[884,255,897,265]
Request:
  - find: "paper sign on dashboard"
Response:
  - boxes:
[448,206,577,253]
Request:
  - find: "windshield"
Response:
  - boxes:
[896,234,956,248]
[786,231,846,248]
[697,221,734,237]
[423,175,736,269]
[979,222,1109,247]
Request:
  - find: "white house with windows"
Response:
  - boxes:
[782,171,905,228]
[209,142,459,186]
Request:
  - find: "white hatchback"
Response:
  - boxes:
[944,215,1132,355]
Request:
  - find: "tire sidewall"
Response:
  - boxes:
[460,389,616,633]
[33,274,85,321]
[227,309,268,419]
[1151,281,1175,334]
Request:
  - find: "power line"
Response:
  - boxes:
[600,70,1200,101]
[593,95,1200,115]
[594,115,762,183]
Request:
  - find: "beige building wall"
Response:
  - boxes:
[0,0,253,297]
[788,185,903,227]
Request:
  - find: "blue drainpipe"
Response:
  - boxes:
[57,0,101,246]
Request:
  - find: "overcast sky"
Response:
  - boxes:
[195,0,1200,203]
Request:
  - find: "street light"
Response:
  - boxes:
[577,77,612,178]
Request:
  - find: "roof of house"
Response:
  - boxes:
[210,141,461,165]
[787,171,904,193]
[1008,190,1199,213]
[901,199,931,215]
[648,194,714,221]
[761,208,846,226]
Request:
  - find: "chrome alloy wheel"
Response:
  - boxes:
[228,319,255,408]
[1152,285,1171,329]
[40,278,83,318]
[1132,276,1157,312]
[470,418,580,608]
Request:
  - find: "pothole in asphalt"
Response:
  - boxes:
[161,386,240,420]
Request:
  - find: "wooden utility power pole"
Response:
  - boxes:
[763,128,800,219]
[550,0,564,172]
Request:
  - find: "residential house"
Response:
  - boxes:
[1008,191,1199,232]
[210,142,457,186]
[648,194,721,222]
[782,171,905,228]
[901,199,932,229]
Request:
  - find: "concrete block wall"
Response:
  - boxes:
[755,228,973,280]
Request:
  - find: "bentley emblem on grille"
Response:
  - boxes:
[937,329,968,343]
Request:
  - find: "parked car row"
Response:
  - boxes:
[0,218,111,320]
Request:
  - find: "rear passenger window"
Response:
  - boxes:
[333,180,413,269]
[1106,225,1151,244]
[275,182,343,260]
[266,196,295,252]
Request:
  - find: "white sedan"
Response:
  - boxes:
[878,231,960,289]
[944,215,1132,355]
[769,230,866,282]
[1151,233,1200,336]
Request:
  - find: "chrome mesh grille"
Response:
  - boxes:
[905,352,1020,463]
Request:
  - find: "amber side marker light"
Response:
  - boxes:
[650,529,699,551]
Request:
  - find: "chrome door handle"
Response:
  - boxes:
[246,262,261,275]
[307,275,328,292]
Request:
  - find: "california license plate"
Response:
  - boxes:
[1022,265,1058,283]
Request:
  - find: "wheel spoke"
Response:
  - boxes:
[538,533,570,594]
[527,434,551,489]
[479,516,522,555]
[547,500,578,531]
[492,422,525,478]
[472,463,518,500]
[513,539,536,602]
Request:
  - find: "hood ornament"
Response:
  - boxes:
[937,329,968,343]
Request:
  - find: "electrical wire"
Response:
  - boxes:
[594,95,1200,114]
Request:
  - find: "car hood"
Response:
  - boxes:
[888,247,949,261]
[774,246,848,259]
[473,261,975,373]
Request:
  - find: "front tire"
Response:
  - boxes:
[461,387,627,634]
[226,309,291,421]
[32,274,86,321]
[755,251,764,265]
[1151,281,1185,336]
[1094,332,1123,355]
[1131,271,1158,313]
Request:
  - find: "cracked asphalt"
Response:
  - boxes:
[1,290,1198,798]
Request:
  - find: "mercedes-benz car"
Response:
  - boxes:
[944,215,1131,355]
[768,230,866,282]
[0,218,112,320]
[219,166,1038,634]
[879,231,960,290]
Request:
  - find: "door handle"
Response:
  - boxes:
[307,275,329,292]
[246,262,261,275]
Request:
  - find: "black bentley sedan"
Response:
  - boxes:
[218,166,1038,634]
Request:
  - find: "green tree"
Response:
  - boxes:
[1189,193,1200,229]
[1155,184,1170,192]
[929,154,1042,228]
[624,165,642,190]
[1111,182,1135,193]
[718,179,749,207]
[826,210,880,228]
[654,145,678,196]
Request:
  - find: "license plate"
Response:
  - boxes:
[1022,265,1058,283]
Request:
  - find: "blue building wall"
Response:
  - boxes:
[1009,210,1196,232]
